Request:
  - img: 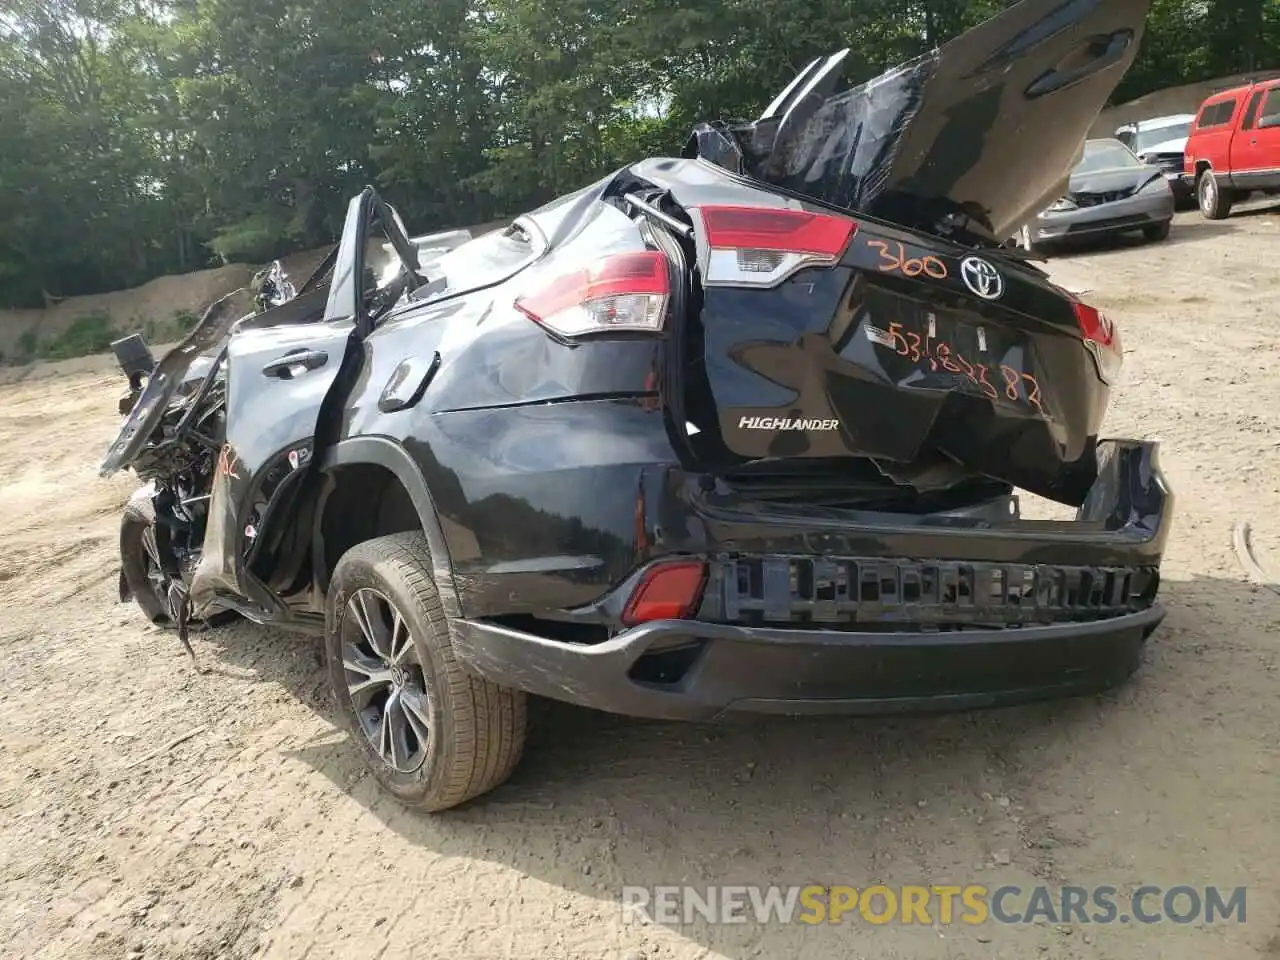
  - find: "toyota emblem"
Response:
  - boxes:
[959,256,1005,301]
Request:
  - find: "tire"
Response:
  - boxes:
[325,532,527,812]
[1173,187,1198,211]
[121,492,171,624]
[1142,220,1172,242]
[120,488,236,628]
[1197,169,1234,220]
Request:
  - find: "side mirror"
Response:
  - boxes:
[110,331,152,417]
[111,333,155,382]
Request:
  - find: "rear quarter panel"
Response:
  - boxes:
[335,198,675,616]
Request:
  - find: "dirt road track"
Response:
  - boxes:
[2,206,1280,960]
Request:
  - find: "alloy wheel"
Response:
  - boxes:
[340,588,432,774]
[1200,174,1216,213]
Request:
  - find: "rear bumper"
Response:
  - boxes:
[451,438,1173,721]
[452,607,1163,721]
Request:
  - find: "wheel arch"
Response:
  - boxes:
[315,437,462,619]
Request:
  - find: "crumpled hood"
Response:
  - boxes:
[1068,165,1163,194]
[99,290,249,478]
[691,0,1153,242]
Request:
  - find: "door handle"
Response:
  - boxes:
[262,349,328,379]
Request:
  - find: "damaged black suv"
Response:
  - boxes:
[101,0,1172,811]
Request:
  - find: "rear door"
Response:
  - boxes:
[189,187,418,619]
[755,0,1156,240]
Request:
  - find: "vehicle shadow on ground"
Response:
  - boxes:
[203,571,1280,957]
[1044,220,1236,259]
[1229,200,1280,219]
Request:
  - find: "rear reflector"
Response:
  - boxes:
[1073,301,1115,346]
[697,205,857,288]
[515,250,670,338]
[621,561,708,626]
[1072,301,1123,384]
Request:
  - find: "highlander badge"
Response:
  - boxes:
[739,417,840,431]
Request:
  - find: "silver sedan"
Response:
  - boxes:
[1015,138,1175,253]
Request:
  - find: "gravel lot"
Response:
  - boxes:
[2,204,1279,960]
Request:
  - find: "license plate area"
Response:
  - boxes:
[708,555,1159,628]
[861,299,1047,417]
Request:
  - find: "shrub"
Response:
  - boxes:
[16,330,37,362]
[42,311,118,361]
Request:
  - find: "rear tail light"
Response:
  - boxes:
[697,205,858,288]
[1073,300,1123,384]
[621,561,708,626]
[514,250,670,338]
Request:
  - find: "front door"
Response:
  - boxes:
[1234,85,1280,190]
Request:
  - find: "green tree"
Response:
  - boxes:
[3,0,1280,311]
[0,0,174,302]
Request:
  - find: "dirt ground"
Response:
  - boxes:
[2,203,1280,960]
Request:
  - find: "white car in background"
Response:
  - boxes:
[1114,113,1196,204]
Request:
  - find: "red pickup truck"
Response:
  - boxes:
[1184,78,1280,219]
